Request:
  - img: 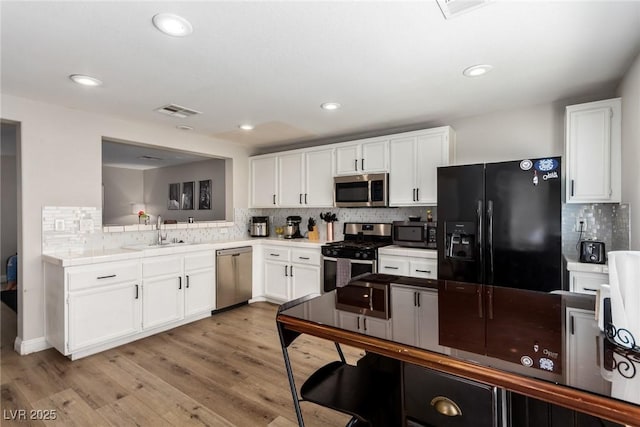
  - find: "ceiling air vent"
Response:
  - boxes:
[154,104,202,119]
[436,0,492,20]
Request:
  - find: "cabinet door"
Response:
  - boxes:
[416,131,449,205]
[142,276,184,329]
[184,268,214,316]
[360,139,388,172]
[569,271,608,295]
[335,144,360,175]
[304,148,334,207]
[264,261,289,301]
[388,136,417,205]
[566,99,621,203]
[290,263,321,300]
[391,286,418,346]
[250,156,278,207]
[278,152,304,207]
[68,282,140,351]
[417,290,449,354]
[378,255,409,276]
[363,316,391,339]
[566,308,609,394]
[337,311,361,333]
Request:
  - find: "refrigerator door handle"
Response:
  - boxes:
[487,287,494,320]
[487,199,494,285]
[477,286,484,318]
[477,199,484,282]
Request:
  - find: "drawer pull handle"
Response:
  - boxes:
[416,269,431,274]
[431,396,462,417]
[583,288,598,292]
[384,266,399,270]
[135,284,139,299]
[298,256,310,260]
[270,253,280,257]
[97,274,116,280]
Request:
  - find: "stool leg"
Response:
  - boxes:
[279,338,305,426]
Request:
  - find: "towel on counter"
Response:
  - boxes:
[336,258,352,288]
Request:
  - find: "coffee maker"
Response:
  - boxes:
[250,216,269,237]
[284,216,303,239]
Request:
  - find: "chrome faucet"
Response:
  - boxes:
[157,215,166,245]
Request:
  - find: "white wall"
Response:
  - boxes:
[1,94,251,348]
[618,52,640,250]
[102,166,144,225]
[449,102,564,165]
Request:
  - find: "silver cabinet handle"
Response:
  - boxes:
[299,193,303,204]
[304,193,307,204]
[290,265,294,277]
[354,159,358,171]
[571,179,575,197]
[273,194,276,205]
[97,274,116,280]
[135,284,139,299]
[186,275,190,288]
[285,265,288,277]
[384,266,399,270]
[416,292,421,307]
[415,269,431,274]
[416,187,419,201]
[178,277,182,290]
[270,253,280,257]
[361,158,365,170]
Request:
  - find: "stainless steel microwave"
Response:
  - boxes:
[392,220,437,249]
[334,173,388,207]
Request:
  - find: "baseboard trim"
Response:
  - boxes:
[14,336,51,355]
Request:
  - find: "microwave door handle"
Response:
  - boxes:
[368,180,372,204]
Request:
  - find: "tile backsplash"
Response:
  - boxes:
[43,204,630,259]
[561,203,630,258]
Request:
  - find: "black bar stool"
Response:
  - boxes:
[277,294,399,427]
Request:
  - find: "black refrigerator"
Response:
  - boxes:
[437,157,563,374]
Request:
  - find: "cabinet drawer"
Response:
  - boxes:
[67,261,140,291]
[184,250,215,271]
[569,271,608,295]
[404,364,497,427]
[143,255,183,278]
[291,249,320,265]
[378,256,409,275]
[264,247,290,261]
[410,259,437,279]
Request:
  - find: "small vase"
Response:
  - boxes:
[326,222,334,242]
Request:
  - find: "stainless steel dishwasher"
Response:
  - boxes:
[215,246,253,311]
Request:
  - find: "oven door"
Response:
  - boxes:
[323,257,376,292]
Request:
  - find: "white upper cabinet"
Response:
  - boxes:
[565,98,621,203]
[278,152,305,206]
[389,126,455,206]
[250,155,278,207]
[304,148,335,207]
[335,138,388,175]
[250,148,334,208]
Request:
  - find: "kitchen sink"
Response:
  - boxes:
[124,241,190,250]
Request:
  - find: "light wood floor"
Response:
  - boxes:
[1,301,366,426]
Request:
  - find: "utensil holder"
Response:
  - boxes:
[326,223,334,242]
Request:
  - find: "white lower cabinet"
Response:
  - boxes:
[142,255,184,329]
[338,311,392,339]
[391,284,449,354]
[565,307,609,394]
[45,249,215,360]
[263,246,321,302]
[569,271,608,296]
[378,251,437,280]
[68,281,141,352]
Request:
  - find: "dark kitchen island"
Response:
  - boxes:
[276,277,640,427]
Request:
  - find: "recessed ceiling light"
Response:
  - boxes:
[176,125,194,131]
[239,124,254,131]
[321,102,341,111]
[462,64,493,77]
[152,13,193,37]
[69,74,103,87]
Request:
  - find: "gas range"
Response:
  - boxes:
[321,222,392,260]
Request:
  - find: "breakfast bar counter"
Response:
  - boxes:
[277,288,640,426]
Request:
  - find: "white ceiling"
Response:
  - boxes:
[2,1,640,151]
